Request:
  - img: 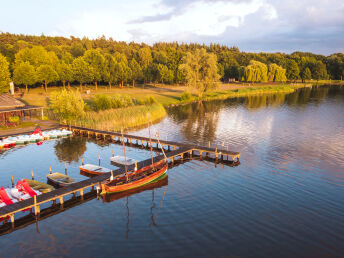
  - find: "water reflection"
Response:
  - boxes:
[54,137,87,164]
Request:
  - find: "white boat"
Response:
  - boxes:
[110,155,135,166]
[5,188,32,201]
[80,164,111,176]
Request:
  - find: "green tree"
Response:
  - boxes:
[13,61,36,92]
[179,48,220,97]
[103,54,117,89]
[56,62,73,88]
[157,64,173,84]
[286,59,300,81]
[14,46,51,68]
[268,63,287,82]
[72,57,94,89]
[36,65,58,92]
[312,61,328,81]
[0,53,11,93]
[244,60,268,82]
[301,67,312,82]
[50,89,85,124]
[129,58,142,87]
[83,49,106,90]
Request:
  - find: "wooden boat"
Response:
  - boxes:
[80,164,111,176]
[46,173,75,187]
[24,179,54,193]
[110,155,135,166]
[101,160,168,194]
[102,173,168,202]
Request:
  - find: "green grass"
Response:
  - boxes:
[73,103,166,131]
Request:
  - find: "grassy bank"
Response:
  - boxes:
[73,103,166,131]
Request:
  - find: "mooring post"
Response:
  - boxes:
[49,166,52,174]
[189,150,192,158]
[112,150,114,157]
[98,154,101,166]
[64,162,67,175]
[135,161,137,171]
[181,153,184,160]
[110,169,114,180]
[59,196,64,205]
[80,189,84,200]
[34,195,40,215]
[82,157,84,165]
[11,175,14,187]
[10,214,14,228]
[31,169,34,180]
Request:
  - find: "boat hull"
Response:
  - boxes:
[101,161,168,194]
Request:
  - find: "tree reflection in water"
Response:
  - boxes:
[54,136,87,164]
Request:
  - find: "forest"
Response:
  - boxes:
[0,32,343,93]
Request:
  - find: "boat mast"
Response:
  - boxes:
[148,115,154,168]
[121,129,128,180]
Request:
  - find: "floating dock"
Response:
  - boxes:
[0,126,240,229]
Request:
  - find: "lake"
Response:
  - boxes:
[0,85,343,257]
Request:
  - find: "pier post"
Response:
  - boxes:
[59,196,64,205]
[49,166,52,174]
[31,170,34,180]
[34,195,40,215]
[10,214,14,228]
[64,162,67,175]
[82,157,84,165]
[98,154,101,166]
[11,175,14,187]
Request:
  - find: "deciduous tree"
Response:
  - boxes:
[13,61,36,92]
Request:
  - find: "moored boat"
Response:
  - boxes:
[46,172,75,187]
[24,179,54,193]
[80,164,111,176]
[110,155,135,166]
[101,160,168,194]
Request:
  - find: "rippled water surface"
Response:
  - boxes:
[0,85,344,257]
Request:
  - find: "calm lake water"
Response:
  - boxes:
[0,85,343,257]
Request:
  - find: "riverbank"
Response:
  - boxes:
[12,82,337,132]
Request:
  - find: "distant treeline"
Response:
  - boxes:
[0,33,343,92]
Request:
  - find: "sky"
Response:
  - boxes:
[1,0,343,55]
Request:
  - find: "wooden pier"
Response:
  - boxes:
[0,125,240,228]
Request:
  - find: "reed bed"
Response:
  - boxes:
[74,103,166,131]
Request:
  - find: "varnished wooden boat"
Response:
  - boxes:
[46,173,75,187]
[24,179,54,193]
[101,160,168,194]
[102,173,168,202]
[80,164,111,176]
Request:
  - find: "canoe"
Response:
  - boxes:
[80,164,111,176]
[110,155,135,166]
[101,160,168,194]
[46,173,75,187]
[24,179,54,193]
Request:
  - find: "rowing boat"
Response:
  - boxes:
[102,173,168,202]
[101,160,168,194]
[110,155,135,166]
[80,164,111,176]
[24,179,54,193]
[46,173,75,187]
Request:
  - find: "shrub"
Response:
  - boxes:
[180,91,191,101]
[93,94,112,111]
[112,94,134,108]
[137,96,157,105]
[8,116,20,123]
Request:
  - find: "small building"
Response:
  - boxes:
[0,94,43,127]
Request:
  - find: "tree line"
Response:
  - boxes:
[0,32,343,93]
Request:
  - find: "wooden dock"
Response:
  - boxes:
[0,125,240,228]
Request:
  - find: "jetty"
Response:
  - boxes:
[0,126,240,228]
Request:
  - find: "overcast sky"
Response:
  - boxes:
[1,0,343,55]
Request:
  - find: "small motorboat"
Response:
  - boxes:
[46,172,75,187]
[101,160,168,194]
[24,179,54,193]
[80,164,111,176]
[110,155,135,166]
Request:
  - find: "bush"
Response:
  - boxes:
[137,96,157,105]
[180,91,191,101]
[112,94,134,108]
[8,116,20,123]
[93,94,112,111]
